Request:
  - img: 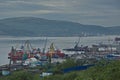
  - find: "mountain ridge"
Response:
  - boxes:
[0,17,120,37]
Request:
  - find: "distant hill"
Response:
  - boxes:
[0,17,120,36]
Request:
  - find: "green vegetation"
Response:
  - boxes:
[0,60,120,80]
[9,71,33,80]
[0,70,42,80]
[43,60,120,80]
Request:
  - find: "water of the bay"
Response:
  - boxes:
[0,35,119,66]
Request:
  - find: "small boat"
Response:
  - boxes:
[115,37,120,41]
[63,37,89,52]
[107,53,120,57]
[63,45,89,52]
[105,53,120,60]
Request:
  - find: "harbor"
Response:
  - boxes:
[0,36,120,76]
[0,0,119,79]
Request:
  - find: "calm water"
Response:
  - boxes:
[0,36,119,66]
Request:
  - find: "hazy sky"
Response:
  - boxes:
[0,0,120,26]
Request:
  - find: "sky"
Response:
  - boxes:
[0,0,120,27]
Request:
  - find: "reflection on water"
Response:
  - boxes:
[0,36,119,65]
